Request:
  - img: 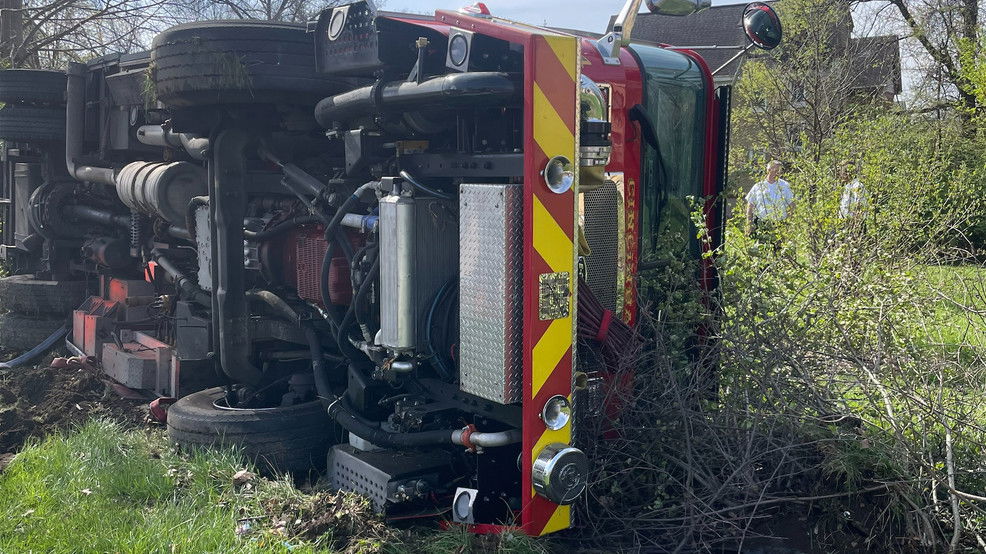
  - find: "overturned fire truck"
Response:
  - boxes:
[0,0,780,535]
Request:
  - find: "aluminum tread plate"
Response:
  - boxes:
[458,183,523,404]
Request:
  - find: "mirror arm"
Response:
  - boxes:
[595,0,644,65]
[712,42,755,76]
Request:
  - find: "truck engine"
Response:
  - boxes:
[0,0,780,535]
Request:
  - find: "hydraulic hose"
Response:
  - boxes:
[246,290,300,324]
[318,181,377,361]
[305,325,333,405]
[336,255,379,357]
[398,170,452,199]
[324,390,522,450]
[63,204,130,229]
[244,214,322,241]
[150,248,211,308]
[326,394,456,448]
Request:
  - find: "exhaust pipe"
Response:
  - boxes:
[65,63,115,186]
[314,72,519,129]
[136,125,210,161]
[210,128,263,385]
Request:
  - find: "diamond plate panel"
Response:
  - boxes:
[459,183,523,404]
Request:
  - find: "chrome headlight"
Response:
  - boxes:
[541,395,572,431]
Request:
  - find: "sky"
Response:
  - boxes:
[384,0,749,34]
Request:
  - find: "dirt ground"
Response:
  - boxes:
[0,348,149,460]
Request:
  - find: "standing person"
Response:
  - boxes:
[838,162,868,221]
[745,160,795,240]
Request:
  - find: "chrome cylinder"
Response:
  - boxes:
[379,192,416,350]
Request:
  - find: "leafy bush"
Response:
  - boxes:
[569,109,986,551]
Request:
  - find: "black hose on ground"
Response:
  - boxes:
[0,325,69,369]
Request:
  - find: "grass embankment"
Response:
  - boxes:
[0,420,547,553]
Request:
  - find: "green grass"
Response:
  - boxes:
[0,420,309,553]
[0,420,552,553]
[914,264,986,349]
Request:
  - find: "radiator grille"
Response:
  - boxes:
[295,229,352,306]
[582,179,621,312]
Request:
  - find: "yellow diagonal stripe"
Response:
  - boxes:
[533,196,573,274]
[541,505,571,536]
[542,35,577,82]
[532,82,574,162]
[532,317,571,399]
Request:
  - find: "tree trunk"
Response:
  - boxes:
[0,0,22,67]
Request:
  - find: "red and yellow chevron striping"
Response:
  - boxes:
[521,32,579,537]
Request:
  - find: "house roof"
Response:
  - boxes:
[609,2,900,93]
[851,35,902,94]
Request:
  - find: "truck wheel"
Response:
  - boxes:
[0,105,66,142]
[167,386,338,474]
[150,20,344,107]
[0,69,66,105]
[0,313,66,351]
[0,275,89,316]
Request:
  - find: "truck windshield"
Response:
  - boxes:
[628,44,708,268]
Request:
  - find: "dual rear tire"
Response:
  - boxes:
[0,69,67,143]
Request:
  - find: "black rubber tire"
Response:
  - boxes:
[0,105,66,142]
[167,386,337,474]
[0,275,89,316]
[0,313,65,351]
[0,69,66,105]
[150,20,346,107]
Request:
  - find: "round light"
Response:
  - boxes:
[449,34,469,67]
[453,489,473,520]
[543,155,574,193]
[541,395,571,431]
[327,9,347,41]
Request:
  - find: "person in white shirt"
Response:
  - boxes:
[838,163,868,219]
[745,160,794,237]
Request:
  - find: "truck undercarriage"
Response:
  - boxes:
[0,0,781,535]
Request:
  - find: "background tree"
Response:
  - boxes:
[877,0,982,120]
[730,0,899,176]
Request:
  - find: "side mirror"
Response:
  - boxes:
[743,2,782,50]
[645,0,711,17]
